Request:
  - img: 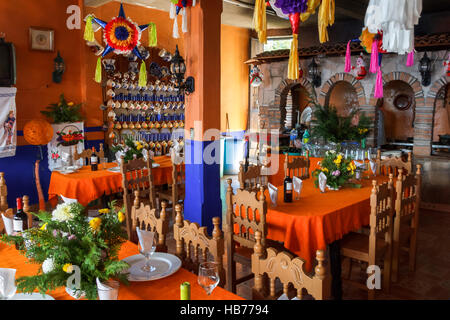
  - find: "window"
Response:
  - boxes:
[263,38,291,52]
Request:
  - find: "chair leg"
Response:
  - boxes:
[347,258,353,280]
[383,249,392,294]
[409,228,418,272]
[392,220,401,283]
[368,288,375,300]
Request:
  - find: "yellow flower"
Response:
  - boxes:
[40,223,48,231]
[89,217,102,232]
[68,102,74,107]
[322,168,329,173]
[98,208,110,214]
[63,263,74,273]
[118,211,125,223]
[137,145,143,151]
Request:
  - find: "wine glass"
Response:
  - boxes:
[0,269,17,300]
[197,262,219,296]
[138,232,158,274]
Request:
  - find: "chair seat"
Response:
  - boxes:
[341,232,388,262]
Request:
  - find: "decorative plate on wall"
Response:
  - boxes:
[393,94,412,111]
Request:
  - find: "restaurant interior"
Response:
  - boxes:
[0,0,449,302]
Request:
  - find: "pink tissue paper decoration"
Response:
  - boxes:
[345,40,351,72]
[374,66,383,98]
[370,40,379,73]
[406,50,415,67]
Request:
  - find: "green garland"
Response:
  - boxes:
[1,201,129,300]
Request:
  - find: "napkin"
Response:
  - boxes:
[171,148,184,165]
[96,277,119,300]
[0,268,16,299]
[136,227,155,254]
[1,212,13,235]
[318,172,327,193]
[293,176,303,199]
[115,151,125,163]
[60,195,78,204]
[277,293,300,300]
[369,160,377,176]
[267,183,278,207]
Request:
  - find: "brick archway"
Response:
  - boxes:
[318,72,366,106]
[274,77,316,101]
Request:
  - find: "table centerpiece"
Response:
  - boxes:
[312,150,359,190]
[0,201,129,300]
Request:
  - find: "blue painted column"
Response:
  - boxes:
[183,0,223,233]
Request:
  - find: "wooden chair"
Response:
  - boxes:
[157,158,185,213]
[340,176,395,299]
[252,231,330,300]
[376,150,412,176]
[131,190,169,252]
[225,178,268,293]
[120,155,157,239]
[392,165,422,282]
[284,151,310,180]
[238,162,267,190]
[173,204,226,287]
[73,143,105,165]
[0,172,8,213]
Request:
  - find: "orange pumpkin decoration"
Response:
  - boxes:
[23,119,53,145]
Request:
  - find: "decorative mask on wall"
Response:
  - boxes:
[52,51,65,83]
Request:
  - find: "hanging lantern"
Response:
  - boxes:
[308,57,321,87]
[418,52,432,86]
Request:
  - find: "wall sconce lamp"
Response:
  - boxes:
[170,45,195,95]
[418,52,432,86]
[308,57,321,88]
[52,51,65,83]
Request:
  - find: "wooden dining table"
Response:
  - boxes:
[0,240,243,300]
[48,156,175,207]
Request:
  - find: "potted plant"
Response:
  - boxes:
[41,94,85,170]
[110,136,147,163]
[1,201,129,300]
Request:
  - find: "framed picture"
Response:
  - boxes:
[29,27,54,51]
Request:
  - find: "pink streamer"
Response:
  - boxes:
[369,40,378,73]
[374,66,383,98]
[406,50,414,67]
[344,40,351,72]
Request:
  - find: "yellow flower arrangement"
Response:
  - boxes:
[40,223,48,231]
[63,263,74,273]
[68,102,74,107]
[118,211,125,223]
[98,208,110,214]
[89,217,102,232]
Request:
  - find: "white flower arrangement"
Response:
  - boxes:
[42,257,55,274]
[51,203,77,222]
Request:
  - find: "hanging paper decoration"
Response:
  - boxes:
[359,28,387,54]
[443,53,450,77]
[317,0,335,43]
[250,65,264,87]
[369,39,379,73]
[84,3,156,85]
[374,65,383,98]
[148,22,158,47]
[169,0,197,39]
[363,0,422,54]
[344,40,351,73]
[406,49,415,67]
[351,53,367,80]
[253,0,267,44]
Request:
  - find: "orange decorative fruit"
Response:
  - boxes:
[23,119,54,145]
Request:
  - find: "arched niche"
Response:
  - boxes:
[431,83,450,144]
[325,80,360,117]
[380,80,416,142]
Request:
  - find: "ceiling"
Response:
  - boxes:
[85,0,450,29]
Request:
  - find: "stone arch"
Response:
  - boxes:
[428,76,450,148]
[318,72,366,106]
[273,78,316,130]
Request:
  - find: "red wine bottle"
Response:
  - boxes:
[13,197,28,234]
[90,147,98,171]
[283,175,293,203]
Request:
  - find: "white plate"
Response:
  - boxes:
[122,253,181,282]
[108,166,121,172]
[59,169,76,175]
[152,163,160,168]
[10,293,55,300]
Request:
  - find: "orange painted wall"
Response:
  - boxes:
[220,25,250,132]
[0,0,84,145]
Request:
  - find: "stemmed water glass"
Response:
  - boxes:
[197,262,219,296]
[138,232,158,274]
[0,269,17,300]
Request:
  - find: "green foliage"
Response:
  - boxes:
[41,94,84,124]
[110,136,145,162]
[311,101,371,143]
[311,150,357,190]
[1,201,128,300]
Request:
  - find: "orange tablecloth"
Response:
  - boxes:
[0,241,242,300]
[48,156,175,206]
[264,176,387,272]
